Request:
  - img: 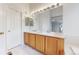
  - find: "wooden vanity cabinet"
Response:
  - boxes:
[24,32,64,55]
[29,33,36,48]
[24,32,29,44]
[45,36,57,55]
[36,34,45,53]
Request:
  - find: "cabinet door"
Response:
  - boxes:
[29,33,35,48]
[57,39,64,55]
[45,37,57,55]
[24,33,29,44]
[36,35,45,52]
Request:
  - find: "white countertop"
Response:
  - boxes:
[26,31,64,39]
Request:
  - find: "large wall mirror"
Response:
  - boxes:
[30,5,63,33]
[49,6,63,33]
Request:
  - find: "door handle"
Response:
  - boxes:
[8,30,11,32]
[0,32,4,35]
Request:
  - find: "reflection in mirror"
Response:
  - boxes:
[25,17,34,26]
[50,15,63,33]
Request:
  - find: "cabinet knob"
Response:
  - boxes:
[8,30,11,32]
[0,32,4,35]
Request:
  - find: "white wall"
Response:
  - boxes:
[63,3,79,46]
[29,3,53,13]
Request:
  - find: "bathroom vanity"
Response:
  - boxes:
[24,32,64,55]
[24,5,64,55]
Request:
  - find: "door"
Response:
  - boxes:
[6,8,22,50]
[45,36,57,55]
[0,6,6,54]
[36,35,45,52]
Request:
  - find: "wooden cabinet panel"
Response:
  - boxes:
[57,39,64,55]
[36,35,45,53]
[45,37,57,55]
[24,33,29,44]
[29,33,36,48]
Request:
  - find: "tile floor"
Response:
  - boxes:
[8,44,43,55]
[8,44,79,55]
